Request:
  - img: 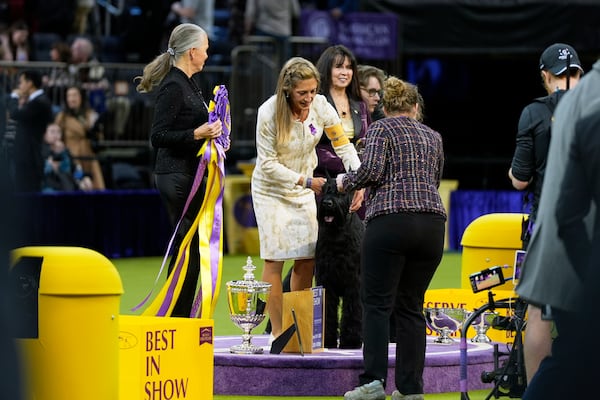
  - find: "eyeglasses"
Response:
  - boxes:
[361,88,382,98]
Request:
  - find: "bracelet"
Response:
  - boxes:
[305,177,312,189]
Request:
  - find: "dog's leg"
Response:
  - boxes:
[339,291,363,349]
[324,288,340,348]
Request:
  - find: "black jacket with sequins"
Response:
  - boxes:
[150,67,209,175]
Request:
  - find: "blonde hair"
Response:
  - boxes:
[382,76,421,118]
[274,57,320,145]
[135,23,207,93]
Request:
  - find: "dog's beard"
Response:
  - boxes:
[318,178,352,227]
[318,198,350,228]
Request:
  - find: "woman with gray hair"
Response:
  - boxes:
[135,23,224,317]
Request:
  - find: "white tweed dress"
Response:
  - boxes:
[251,94,360,261]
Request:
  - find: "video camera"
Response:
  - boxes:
[464,256,527,399]
[468,266,505,293]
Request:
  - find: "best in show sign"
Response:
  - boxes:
[119,315,214,400]
[300,10,399,60]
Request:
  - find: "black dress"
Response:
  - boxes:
[150,67,210,317]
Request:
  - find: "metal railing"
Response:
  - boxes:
[0,61,231,145]
[1,35,331,172]
[227,36,330,162]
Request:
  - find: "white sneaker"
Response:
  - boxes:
[391,390,424,400]
[344,380,386,400]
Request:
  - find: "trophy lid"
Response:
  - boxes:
[226,256,271,291]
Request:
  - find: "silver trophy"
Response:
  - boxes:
[226,256,271,354]
[468,311,498,343]
[424,307,467,344]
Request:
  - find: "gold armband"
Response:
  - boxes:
[324,124,350,148]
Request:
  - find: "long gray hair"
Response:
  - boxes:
[135,23,207,93]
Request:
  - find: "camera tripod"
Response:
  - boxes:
[459,291,527,399]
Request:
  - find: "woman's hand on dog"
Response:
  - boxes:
[350,189,364,213]
[334,173,363,212]
[310,177,326,194]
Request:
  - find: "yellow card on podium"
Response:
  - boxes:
[119,315,214,400]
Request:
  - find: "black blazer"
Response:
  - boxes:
[8,91,54,191]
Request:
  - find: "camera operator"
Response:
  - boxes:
[508,43,583,386]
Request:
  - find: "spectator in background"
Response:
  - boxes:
[508,43,583,385]
[357,64,385,121]
[168,0,215,39]
[70,36,94,65]
[44,41,73,107]
[41,122,92,192]
[7,19,30,61]
[55,85,105,190]
[50,41,72,64]
[314,45,368,178]
[7,69,54,192]
[244,0,300,64]
[0,23,11,60]
[69,36,110,113]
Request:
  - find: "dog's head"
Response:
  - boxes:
[317,177,353,229]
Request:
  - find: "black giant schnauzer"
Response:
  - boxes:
[315,177,364,349]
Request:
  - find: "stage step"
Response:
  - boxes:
[214,335,498,396]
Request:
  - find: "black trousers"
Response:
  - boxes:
[359,212,445,394]
[155,172,206,317]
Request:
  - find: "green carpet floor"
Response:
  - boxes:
[113,252,515,399]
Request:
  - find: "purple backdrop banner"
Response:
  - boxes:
[300,10,398,60]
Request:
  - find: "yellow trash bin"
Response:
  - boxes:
[460,213,527,292]
[10,246,123,400]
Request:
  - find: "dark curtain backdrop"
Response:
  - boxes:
[448,190,526,250]
[11,189,524,255]
[363,0,600,55]
[14,190,172,259]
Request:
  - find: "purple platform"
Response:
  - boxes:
[214,335,499,396]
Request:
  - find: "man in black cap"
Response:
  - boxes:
[508,42,583,386]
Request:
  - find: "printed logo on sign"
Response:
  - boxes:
[199,326,213,345]
[119,331,138,349]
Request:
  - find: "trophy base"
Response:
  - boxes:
[433,335,456,345]
[471,334,492,343]
[230,343,264,354]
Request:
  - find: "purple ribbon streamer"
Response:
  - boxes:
[190,85,230,318]
[133,84,230,317]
